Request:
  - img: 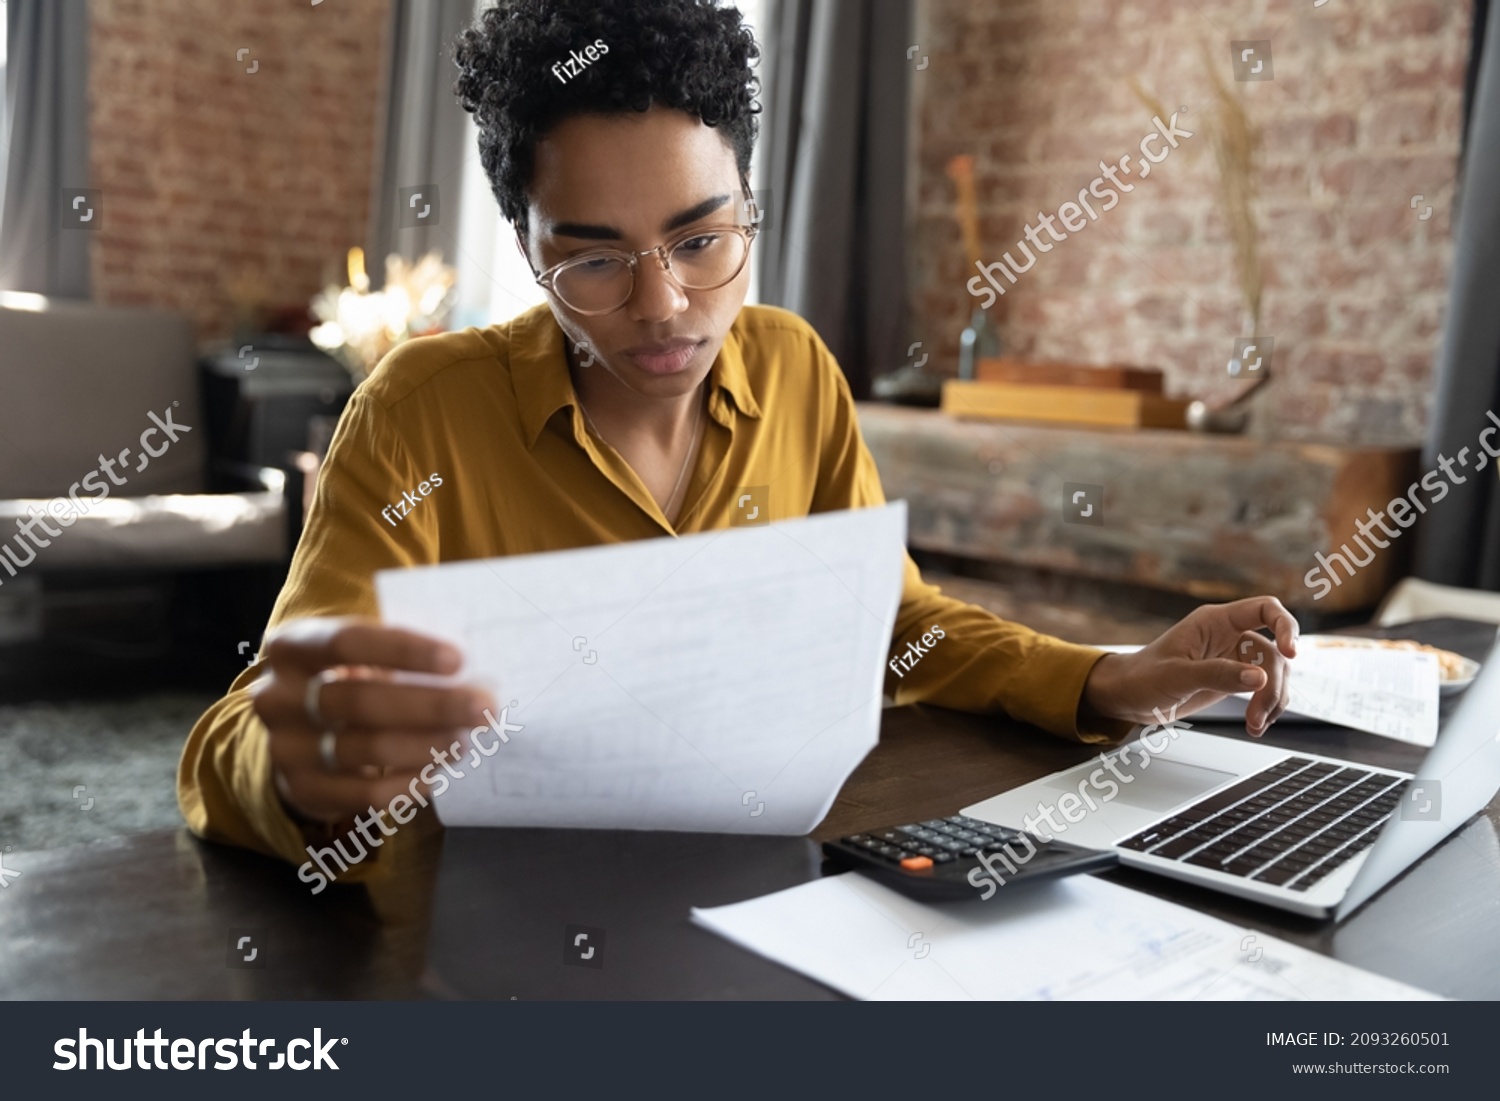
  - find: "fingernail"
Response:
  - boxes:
[434,643,463,671]
[1240,669,1261,687]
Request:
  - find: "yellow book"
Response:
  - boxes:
[940,380,1189,429]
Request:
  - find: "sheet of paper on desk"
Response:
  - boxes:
[691,873,1442,1001]
[375,503,908,834]
[1093,641,1441,745]
[1286,646,1440,746]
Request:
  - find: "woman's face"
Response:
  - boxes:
[523,106,752,402]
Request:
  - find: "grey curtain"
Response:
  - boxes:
[0,0,90,298]
[365,0,475,287]
[1414,3,1500,590]
[758,0,910,398]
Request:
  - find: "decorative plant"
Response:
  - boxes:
[1201,44,1262,335]
[1134,48,1266,434]
[1133,56,1262,332]
[309,248,457,383]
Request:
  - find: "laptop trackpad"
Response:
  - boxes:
[1045,760,1239,815]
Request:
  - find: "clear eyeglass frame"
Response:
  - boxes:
[530,204,761,317]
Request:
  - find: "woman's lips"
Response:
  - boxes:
[624,340,704,375]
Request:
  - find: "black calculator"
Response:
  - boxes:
[822,814,1117,900]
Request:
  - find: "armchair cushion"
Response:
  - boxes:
[0,296,208,498]
[0,493,285,570]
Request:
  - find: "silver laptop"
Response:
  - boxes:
[961,634,1500,919]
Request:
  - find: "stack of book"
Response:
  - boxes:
[940,358,1190,429]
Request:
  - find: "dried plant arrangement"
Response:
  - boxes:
[1130,61,1261,329]
[1133,49,1266,434]
[1199,42,1263,334]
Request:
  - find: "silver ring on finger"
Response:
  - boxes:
[318,729,340,774]
[304,668,347,731]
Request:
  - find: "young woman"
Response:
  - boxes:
[179,0,1294,881]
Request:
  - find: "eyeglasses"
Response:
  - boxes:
[531,216,759,316]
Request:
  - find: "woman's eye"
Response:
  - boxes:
[678,234,719,253]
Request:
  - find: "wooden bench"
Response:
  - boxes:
[858,404,1419,614]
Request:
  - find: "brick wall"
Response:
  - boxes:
[909,0,1472,444]
[89,0,391,342]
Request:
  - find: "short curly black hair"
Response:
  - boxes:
[454,0,761,230]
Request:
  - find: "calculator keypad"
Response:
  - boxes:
[840,815,1033,866]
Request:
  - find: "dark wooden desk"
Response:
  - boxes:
[4,622,1497,1000]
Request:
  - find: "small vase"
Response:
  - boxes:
[958,309,1001,380]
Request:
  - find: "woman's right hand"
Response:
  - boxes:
[249,617,498,825]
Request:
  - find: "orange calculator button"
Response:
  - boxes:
[899,855,934,870]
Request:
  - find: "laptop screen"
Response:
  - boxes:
[1337,631,1500,919]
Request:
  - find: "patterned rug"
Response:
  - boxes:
[0,693,215,855]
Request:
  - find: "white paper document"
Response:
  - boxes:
[1094,638,1441,746]
[691,872,1442,1001]
[1284,644,1441,747]
[375,504,908,833]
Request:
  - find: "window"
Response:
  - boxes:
[0,12,10,241]
[450,0,769,328]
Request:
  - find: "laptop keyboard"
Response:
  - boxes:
[1118,757,1408,892]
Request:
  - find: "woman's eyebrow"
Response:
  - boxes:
[549,193,732,240]
[663,194,730,232]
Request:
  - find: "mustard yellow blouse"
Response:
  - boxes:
[178,303,1129,878]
